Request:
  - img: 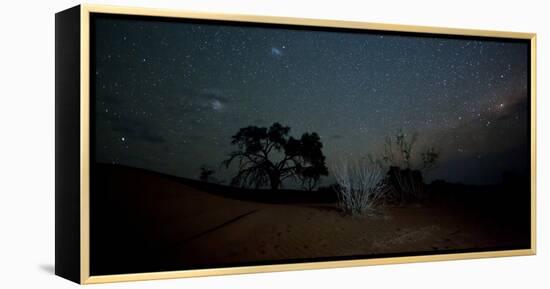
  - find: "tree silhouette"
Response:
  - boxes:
[223,123,328,190]
[199,165,215,183]
[369,129,440,202]
[370,129,439,172]
[287,133,329,191]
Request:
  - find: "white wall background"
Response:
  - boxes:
[0,0,547,287]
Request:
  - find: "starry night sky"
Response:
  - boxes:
[92,14,530,187]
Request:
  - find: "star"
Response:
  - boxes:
[92,14,529,187]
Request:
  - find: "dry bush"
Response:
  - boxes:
[331,159,390,216]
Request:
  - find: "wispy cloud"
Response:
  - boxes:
[271,47,283,57]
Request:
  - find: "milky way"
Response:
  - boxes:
[92,14,530,186]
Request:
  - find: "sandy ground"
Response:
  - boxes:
[92,165,528,273]
[119,175,519,265]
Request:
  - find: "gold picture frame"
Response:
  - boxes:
[55,3,536,284]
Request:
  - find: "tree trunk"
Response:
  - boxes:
[269,172,281,190]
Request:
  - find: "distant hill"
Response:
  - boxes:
[94,163,338,204]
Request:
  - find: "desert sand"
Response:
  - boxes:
[90,164,529,275]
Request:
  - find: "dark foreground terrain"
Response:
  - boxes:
[90,164,530,275]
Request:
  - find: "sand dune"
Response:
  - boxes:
[91,164,529,275]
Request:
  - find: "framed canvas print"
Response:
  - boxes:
[55,4,536,284]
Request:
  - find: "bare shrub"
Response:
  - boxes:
[369,129,439,202]
[331,159,389,216]
[387,166,424,202]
